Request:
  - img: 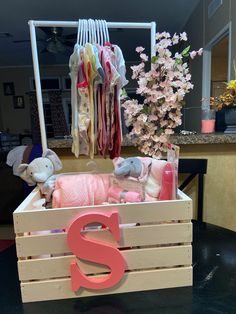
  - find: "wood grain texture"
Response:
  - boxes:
[14,188,40,214]
[14,186,193,303]
[16,222,192,258]
[18,245,192,280]
[13,193,192,233]
[21,266,192,302]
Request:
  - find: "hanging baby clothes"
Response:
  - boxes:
[92,45,105,155]
[103,44,121,157]
[69,21,128,159]
[111,44,129,158]
[84,43,98,159]
[77,51,91,156]
[69,43,82,158]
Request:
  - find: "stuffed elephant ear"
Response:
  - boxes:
[17,163,36,186]
[114,157,142,178]
[112,157,125,168]
[43,149,62,172]
[113,157,125,177]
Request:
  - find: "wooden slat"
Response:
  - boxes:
[177,189,192,201]
[16,222,192,258]
[14,188,41,214]
[18,245,192,281]
[13,197,192,233]
[21,266,192,302]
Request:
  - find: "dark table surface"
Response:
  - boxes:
[1,221,236,314]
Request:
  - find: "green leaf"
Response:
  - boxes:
[121,88,128,97]
[158,97,165,105]
[151,56,158,64]
[157,128,163,136]
[142,105,150,114]
[175,59,183,65]
[181,45,191,57]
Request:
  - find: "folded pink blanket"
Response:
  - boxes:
[52,173,110,208]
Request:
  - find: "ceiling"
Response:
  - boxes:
[0,0,200,66]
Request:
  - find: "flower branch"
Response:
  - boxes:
[123,32,202,158]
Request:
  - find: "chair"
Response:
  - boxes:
[179,159,208,222]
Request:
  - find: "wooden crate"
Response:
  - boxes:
[13,188,192,303]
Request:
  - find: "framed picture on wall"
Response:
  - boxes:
[13,95,24,109]
[3,82,15,96]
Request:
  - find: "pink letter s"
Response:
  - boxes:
[67,211,125,292]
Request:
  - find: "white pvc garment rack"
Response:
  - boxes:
[28,20,157,152]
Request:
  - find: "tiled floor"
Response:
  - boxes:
[1,221,236,314]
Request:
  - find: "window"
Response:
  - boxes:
[62,76,71,91]
[30,77,61,91]
[43,98,54,138]
[211,36,229,97]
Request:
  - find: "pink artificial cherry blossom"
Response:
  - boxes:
[123,32,202,158]
[136,46,145,53]
[190,51,197,59]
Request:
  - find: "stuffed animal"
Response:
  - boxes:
[17,149,138,207]
[18,149,62,202]
[113,157,175,201]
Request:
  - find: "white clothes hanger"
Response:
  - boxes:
[97,20,101,45]
[101,20,106,44]
[83,19,86,46]
[82,19,85,45]
[83,19,86,45]
[80,19,84,46]
[95,20,100,45]
[91,19,96,44]
[90,19,94,43]
[89,19,93,43]
[87,19,90,43]
[85,19,89,44]
[104,20,110,43]
[77,19,81,45]
[91,20,97,44]
[98,19,104,46]
[102,20,106,44]
[77,18,110,46]
[104,20,107,43]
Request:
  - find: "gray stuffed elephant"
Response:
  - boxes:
[18,149,62,202]
[113,157,168,200]
[113,157,142,178]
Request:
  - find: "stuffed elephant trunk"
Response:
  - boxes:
[32,173,50,183]
[114,165,131,177]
